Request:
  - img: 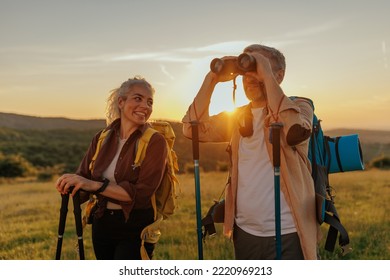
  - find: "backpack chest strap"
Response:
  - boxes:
[133,127,158,168]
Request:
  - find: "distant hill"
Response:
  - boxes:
[325,128,390,144]
[0,112,106,130]
[0,112,389,172]
[1,112,389,143]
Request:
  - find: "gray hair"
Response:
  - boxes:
[243,44,286,72]
[105,75,155,125]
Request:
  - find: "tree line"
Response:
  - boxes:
[1,123,388,179]
[0,124,230,179]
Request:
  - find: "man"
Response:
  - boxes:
[182,44,321,259]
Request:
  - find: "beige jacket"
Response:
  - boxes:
[182,86,321,260]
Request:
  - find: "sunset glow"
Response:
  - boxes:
[1,1,389,130]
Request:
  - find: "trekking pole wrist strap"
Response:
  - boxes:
[94,178,110,194]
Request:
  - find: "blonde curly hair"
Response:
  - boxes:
[105,75,155,125]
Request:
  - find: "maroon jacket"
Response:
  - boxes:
[76,118,167,221]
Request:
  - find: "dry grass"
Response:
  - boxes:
[0,169,389,260]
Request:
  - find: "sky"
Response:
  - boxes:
[1,0,389,131]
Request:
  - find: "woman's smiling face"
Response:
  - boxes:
[118,84,154,125]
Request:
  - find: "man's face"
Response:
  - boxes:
[242,74,265,103]
[242,50,283,103]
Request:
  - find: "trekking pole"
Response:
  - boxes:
[55,187,85,260]
[190,121,203,260]
[270,122,283,260]
[56,191,70,260]
[72,190,85,260]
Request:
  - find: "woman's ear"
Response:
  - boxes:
[118,96,125,109]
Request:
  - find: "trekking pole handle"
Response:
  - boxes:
[190,121,200,161]
[270,122,283,167]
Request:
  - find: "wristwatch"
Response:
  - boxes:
[94,178,110,194]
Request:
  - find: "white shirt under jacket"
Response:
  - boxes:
[236,107,296,236]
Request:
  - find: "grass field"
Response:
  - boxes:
[0,169,389,260]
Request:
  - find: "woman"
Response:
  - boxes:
[56,76,167,259]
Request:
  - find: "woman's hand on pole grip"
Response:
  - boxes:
[56,174,100,197]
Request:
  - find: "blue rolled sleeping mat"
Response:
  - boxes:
[327,134,364,173]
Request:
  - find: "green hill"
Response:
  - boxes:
[0,113,229,173]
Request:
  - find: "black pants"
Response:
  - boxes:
[92,208,155,260]
[233,225,304,260]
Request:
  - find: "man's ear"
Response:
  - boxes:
[275,69,285,84]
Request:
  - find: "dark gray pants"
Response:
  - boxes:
[233,225,304,260]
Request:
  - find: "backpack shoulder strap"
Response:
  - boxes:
[84,127,110,228]
[133,127,158,168]
[89,128,111,172]
[289,96,315,110]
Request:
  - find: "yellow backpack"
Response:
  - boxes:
[85,121,179,260]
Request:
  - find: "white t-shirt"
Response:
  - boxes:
[102,137,127,183]
[235,107,296,237]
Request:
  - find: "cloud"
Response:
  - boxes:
[283,19,343,39]
[97,40,285,63]
[192,41,252,53]
[78,39,300,65]
[106,51,193,63]
[160,64,175,80]
[110,52,167,62]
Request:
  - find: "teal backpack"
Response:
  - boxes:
[292,96,364,255]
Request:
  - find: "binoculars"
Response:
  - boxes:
[210,53,256,76]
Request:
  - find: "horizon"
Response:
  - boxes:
[1,1,389,131]
[1,110,389,133]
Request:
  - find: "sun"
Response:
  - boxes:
[209,80,248,115]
